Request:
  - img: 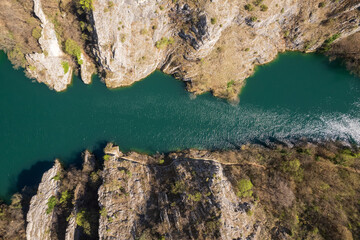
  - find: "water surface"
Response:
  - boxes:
[1,52,360,200]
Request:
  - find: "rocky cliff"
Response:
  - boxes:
[1,0,359,100]
[2,142,360,240]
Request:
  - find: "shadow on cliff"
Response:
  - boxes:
[4,140,108,229]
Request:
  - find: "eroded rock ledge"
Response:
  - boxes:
[0,0,360,100]
[1,141,360,239]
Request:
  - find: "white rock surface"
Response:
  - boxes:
[26,160,62,240]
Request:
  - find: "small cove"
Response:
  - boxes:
[1,51,360,200]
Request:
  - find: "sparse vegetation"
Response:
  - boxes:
[46,196,57,214]
[211,18,217,24]
[244,4,255,11]
[76,210,91,235]
[155,37,175,49]
[79,0,94,11]
[31,27,42,40]
[227,80,235,89]
[61,61,69,74]
[318,2,326,8]
[260,4,268,11]
[103,155,110,161]
[320,33,341,52]
[171,181,185,194]
[250,16,257,22]
[59,190,71,205]
[236,179,253,198]
[188,192,202,202]
[253,0,263,6]
[64,39,83,64]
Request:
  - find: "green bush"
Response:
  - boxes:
[318,2,326,8]
[79,0,94,11]
[281,159,301,173]
[61,61,69,74]
[64,38,82,64]
[260,4,268,11]
[59,190,71,205]
[236,179,253,198]
[171,181,185,194]
[253,0,263,6]
[320,33,341,52]
[32,27,42,40]
[103,155,110,161]
[250,16,257,22]
[211,18,217,24]
[244,4,254,11]
[52,174,61,181]
[155,37,175,49]
[76,210,91,235]
[46,196,57,214]
[100,207,107,217]
[227,80,235,88]
[188,192,202,202]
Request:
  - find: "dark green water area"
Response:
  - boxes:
[1,51,360,200]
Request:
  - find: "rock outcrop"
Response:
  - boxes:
[25,0,73,91]
[0,142,356,240]
[26,159,62,240]
[1,0,359,99]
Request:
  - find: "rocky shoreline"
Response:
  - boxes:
[1,141,359,239]
[0,0,360,100]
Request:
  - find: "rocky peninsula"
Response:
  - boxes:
[1,142,360,239]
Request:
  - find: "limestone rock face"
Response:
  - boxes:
[3,0,359,99]
[91,0,173,88]
[25,0,73,92]
[84,0,360,100]
[9,142,360,239]
[98,151,263,240]
[26,160,62,240]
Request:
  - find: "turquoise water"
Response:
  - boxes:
[1,51,360,200]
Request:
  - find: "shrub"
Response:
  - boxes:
[227,80,235,88]
[281,159,301,173]
[64,39,82,64]
[79,0,93,11]
[171,181,185,194]
[155,37,174,49]
[59,190,71,205]
[244,4,254,11]
[52,174,61,181]
[32,27,42,40]
[46,196,57,214]
[280,159,303,181]
[108,1,114,9]
[103,155,110,161]
[100,207,107,217]
[61,61,69,74]
[188,192,202,202]
[250,16,257,22]
[76,210,91,235]
[318,2,326,8]
[260,4,268,11]
[236,179,253,198]
[320,33,341,52]
[28,65,36,71]
[253,0,263,6]
[211,18,217,24]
